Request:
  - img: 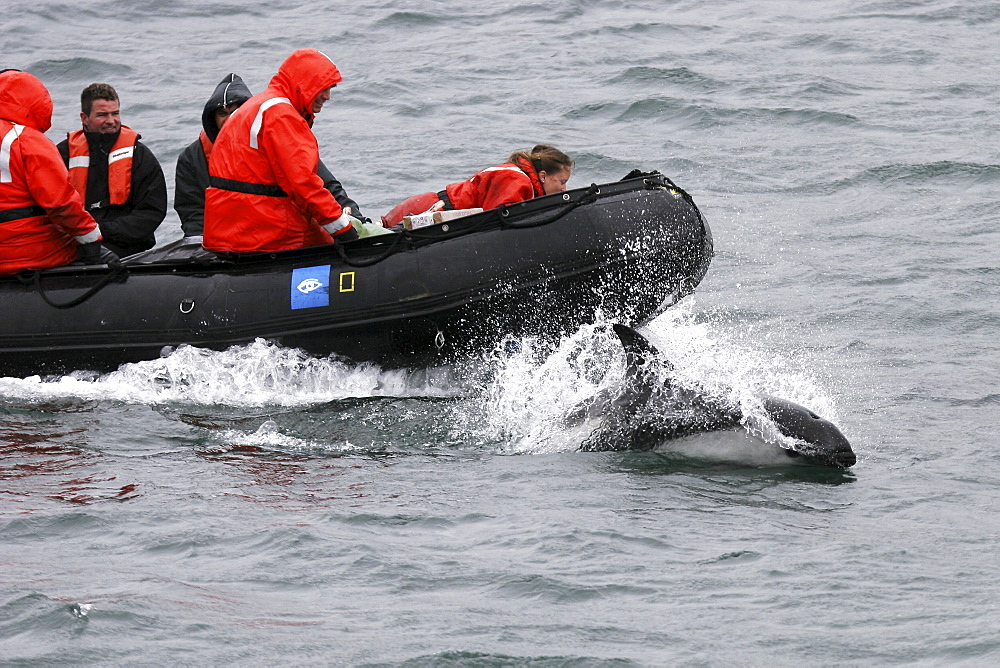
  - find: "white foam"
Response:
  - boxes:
[0,339,461,408]
[205,419,365,454]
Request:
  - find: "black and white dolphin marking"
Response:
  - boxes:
[574,324,856,468]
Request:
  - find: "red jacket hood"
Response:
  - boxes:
[512,155,545,198]
[0,70,53,132]
[267,49,342,124]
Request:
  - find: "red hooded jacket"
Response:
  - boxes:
[203,49,352,252]
[381,156,544,227]
[0,71,101,275]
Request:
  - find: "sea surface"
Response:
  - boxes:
[2,0,999,665]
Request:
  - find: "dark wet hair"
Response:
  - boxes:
[507,144,574,175]
[81,83,119,115]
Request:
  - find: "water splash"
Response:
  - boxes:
[473,299,843,458]
[205,419,368,455]
[0,339,462,408]
[70,602,93,619]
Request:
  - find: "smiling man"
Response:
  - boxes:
[203,49,359,253]
[56,83,166,257]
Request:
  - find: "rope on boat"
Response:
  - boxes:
[496,184,601,229]
[335,227,412,267]
[18,261,129,309]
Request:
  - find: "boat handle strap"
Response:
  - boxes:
[498,184,600,229]
[19,262,129,309]
[334,228,411,267]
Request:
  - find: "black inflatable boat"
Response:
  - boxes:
[0,171,713,376]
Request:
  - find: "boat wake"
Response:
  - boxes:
[0,299,847,466]
[0,339,464,407]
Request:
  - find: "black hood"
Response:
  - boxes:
[202,73,252,142]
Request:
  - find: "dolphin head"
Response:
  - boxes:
[761,396,856,468]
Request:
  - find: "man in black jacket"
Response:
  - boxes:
[174,73,364,239]
[57,83,167,257]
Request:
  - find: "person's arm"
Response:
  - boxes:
[174,142,208,237]
[316,158,363,220]
[22,131,101,243]
[98,142,167,243]
[262,109,352,238]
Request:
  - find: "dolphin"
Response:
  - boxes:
[573,324,856,468]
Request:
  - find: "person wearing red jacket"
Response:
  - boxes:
[0,70,110,275]
[175,72,364,239]
[380,144,574,227]
[203,49,359,252]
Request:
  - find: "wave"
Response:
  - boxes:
[605,66,723,92]
[737,75,872,101]
[600,97,861,130]
[26,57,134,82]
[853,5,1000,26]
[787,33,861,55]
[566,20,710,40]
[823,161,1000,194]
[374,11,447,28]
[968,394,1000,407]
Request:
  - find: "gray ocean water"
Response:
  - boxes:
[2,0,999,664]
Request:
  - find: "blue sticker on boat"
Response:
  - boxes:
[291,265,331,309]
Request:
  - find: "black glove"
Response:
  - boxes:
[75,241,119,265]
[99,246,120,263]
[335,225,360,243]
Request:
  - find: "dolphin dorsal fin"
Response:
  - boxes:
[612,324,675,382]
[613,324,661,366]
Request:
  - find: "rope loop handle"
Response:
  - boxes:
[499,184,601,230]
[18,262,129,309]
